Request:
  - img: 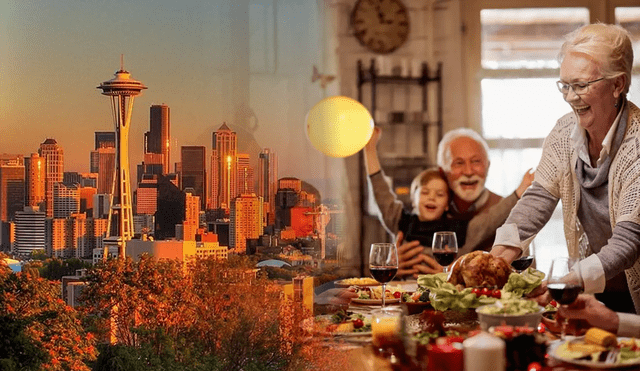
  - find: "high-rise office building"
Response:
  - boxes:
[229,193,263,252]
[136,175,158,215]
[93,194,112,219]
[183,190,200,241]
[155,175,185,240]
[79,187,97,216]
[95,131,116,149]
[236,153,254,196]
[24,153,45,209]
[13,206,46,258]
[51,217,73,258]
[211,123,237,210]
[91,147,116,194]
[145,104,170,174]
[258,148,278,225]
[180,146,206,209]
[53,183,80,218]
[98,65,147,258]
[38,139,64,218]
[0,156,25,222]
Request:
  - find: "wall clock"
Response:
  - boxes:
[351,0,410,54]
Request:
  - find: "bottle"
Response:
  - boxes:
[463,332,506,371]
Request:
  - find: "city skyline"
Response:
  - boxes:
[1,0,345,200]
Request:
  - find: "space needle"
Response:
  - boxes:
[98,57,147,259]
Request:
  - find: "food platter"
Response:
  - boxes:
[549,337,640,369]
[311,314,372,338]
[334,277,381,287]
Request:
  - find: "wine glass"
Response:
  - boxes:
[511,240,536,273]
[432,231,458,273]
[369,243,399,307]
[547,257,584,338]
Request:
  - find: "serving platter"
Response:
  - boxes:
[549,337,640,369]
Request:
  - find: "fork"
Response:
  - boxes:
[604,349,619,364]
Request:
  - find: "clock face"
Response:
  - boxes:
[351,0,410,54]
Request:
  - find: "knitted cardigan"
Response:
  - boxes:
[536,101,640,313]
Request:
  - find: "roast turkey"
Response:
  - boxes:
[447,250,512,288]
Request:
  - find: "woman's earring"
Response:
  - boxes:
[615,100,619,108]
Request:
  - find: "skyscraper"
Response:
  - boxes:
[258,148,278,226]
[0,156,25,222]
[211,123,237,210]
[95,131,116,149]
[13,206,46,258]
[236,153,254,196]
[146,104,171,174]
[92,147,116,194]
[53,182,80,218]
[38,139,64,218]
[24,153,45,209]
[98,64,147,258]
[180,146,207,209]
[183,190,200,241]
[230,193,263,253]
[136,175,158,215]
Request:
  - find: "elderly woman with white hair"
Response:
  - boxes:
[491,23,640,314]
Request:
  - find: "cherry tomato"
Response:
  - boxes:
[480,287,491,297]
[527,362,543,371]
[493,325,514,338]
[549,300,558,307]
[471,288,481,296]
[353,318,364,329]
[491,289,501,299]
[393,291,402,299]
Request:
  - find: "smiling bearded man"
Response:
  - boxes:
[437,128,506,251]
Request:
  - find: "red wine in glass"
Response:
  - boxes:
[432,232,458,273]
[547,257,583,338]
[547,283,583,305]
[433,251,457,267]
[511,256,534,272]
[370,267,399,283]
[369,243,399,307]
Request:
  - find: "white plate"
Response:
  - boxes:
[549,337,640,369]
[351,298,401,305]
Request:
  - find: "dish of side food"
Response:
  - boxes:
[334,277,381,287]
[310,310,372,336]
[350,285,405,305]
[549,328,640,368]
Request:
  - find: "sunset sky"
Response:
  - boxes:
[1,0,346,199]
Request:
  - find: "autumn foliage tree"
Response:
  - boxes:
[80,254,350,371]
[0,254,97,371]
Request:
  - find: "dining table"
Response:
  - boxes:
[312,279,634,371]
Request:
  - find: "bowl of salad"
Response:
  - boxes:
[476,298,544,331]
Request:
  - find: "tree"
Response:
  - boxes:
[80,254,350,370]
[0,253,97,371]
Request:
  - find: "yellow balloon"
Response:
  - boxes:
[305,96,374,158]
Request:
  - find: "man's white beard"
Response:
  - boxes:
[451,175,486,203]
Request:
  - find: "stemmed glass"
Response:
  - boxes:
[369,243,399,307]
[511,240,536,273]
[547,257,584,338]
[432,231,458,273]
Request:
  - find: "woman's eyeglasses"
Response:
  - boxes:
[556,77,605,95]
